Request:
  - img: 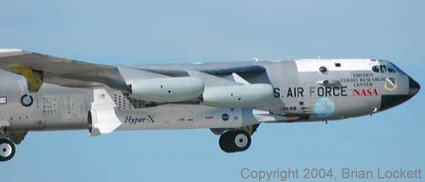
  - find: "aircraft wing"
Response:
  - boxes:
[0,49,275,137]
[0,49,127,91]
[0,49,270,91]
[0,49,272,105]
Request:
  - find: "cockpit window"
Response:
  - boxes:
[375,59,405,74]
[389,63,406,74]
[372,66,380,73]
[388,67,396,73]
[380,65,387,73]
[372,65,398,73]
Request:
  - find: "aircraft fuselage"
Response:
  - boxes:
[0,49,420,161]
[1,59,419,133]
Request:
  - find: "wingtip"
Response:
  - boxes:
[0,49,24,53]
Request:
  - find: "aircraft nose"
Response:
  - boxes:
[409,76,420,95]
[380,76,420,111]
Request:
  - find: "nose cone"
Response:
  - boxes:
[409,76,421,95]
[380,76,420,111]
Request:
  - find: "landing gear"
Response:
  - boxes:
[219,130,251,153]
[0,138,15,162]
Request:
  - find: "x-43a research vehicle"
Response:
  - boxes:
[0,49,420,161]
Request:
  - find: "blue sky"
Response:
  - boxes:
[0,1,424,181]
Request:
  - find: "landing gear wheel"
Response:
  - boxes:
[219,130,251,153]
[0,139,16,162]
[233,130,251,151]
[219,132,234,153]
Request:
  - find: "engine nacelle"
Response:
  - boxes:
[130,77,204,102]
[202,84,274,108]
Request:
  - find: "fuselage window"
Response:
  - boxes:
[319,66,328,74]
[335,63,341,67]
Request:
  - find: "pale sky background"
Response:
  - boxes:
[0,1,424,182]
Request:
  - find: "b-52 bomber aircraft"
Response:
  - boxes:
[0,49,420,161]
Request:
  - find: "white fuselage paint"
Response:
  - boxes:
[295,59,380,72]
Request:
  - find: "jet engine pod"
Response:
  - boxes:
[202,84,273,108]
[130,77,204,102]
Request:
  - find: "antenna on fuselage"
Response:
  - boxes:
[252,57,259,62]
